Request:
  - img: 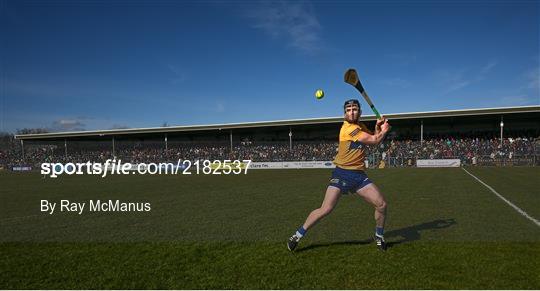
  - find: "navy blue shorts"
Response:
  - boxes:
[329,167,373,194]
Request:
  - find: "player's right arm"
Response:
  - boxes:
[357,120,390,145]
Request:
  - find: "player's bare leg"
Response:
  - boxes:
[287,186,341,251]
[356,183,388,251]
[356,184,387,228]
[303,186,342,229]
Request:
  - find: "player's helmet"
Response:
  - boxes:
[344,99,360,111]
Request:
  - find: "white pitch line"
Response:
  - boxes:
[462,167,540,227]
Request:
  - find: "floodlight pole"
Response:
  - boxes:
[500,116,504,145]
[289,127,292,151]
[20,139,24,162]
[165,134,168,150]
[64,139,67,160]
[112,137,116,158]
[230,130,233,153]
[420,120,424,144]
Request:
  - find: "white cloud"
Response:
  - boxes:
[446,80,471,93]
[110,124,130,129]
[479,60,497,76]
[52,118,86,132]
[496,95,539,106]
[215,102,225,113]
[435,69,469,94]
[377,77,412,88]
[525,68,540,90]
[245,1,322,55]
[437,61,497,94]
[167,64,187,84]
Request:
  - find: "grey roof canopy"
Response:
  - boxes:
[15,106,540,140]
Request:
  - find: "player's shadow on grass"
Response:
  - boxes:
[384,218,456,248]
[297,237,374,252]
[297,218,456,252]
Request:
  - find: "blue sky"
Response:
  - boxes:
[1,0,539,133]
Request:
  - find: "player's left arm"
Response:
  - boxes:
[357,121,390,145]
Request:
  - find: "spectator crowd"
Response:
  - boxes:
[1,135,538,169]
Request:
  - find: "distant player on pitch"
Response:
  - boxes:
[288,99,391,251]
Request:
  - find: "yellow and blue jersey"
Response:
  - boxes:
[333,121,372,171]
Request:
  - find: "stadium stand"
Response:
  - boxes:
[2,106,539,169]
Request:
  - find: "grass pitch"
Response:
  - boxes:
[1,167,539,289]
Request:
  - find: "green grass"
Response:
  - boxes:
[1,168,539,289]
[465,167,540,218]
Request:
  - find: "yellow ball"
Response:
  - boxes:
[315,89,324,99]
